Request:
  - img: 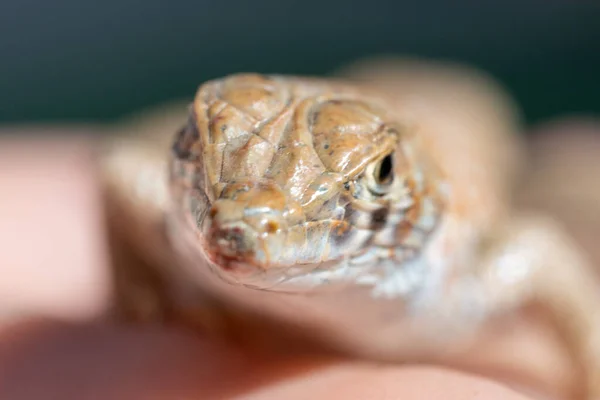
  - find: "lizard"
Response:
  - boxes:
[100,60,600,398]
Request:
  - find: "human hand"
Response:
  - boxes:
[1,89,598,399]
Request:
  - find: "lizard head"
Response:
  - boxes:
[169,73,447,293]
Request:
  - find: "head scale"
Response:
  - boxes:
[169,74,446,290]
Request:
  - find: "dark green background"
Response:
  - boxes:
[1,0,599,126]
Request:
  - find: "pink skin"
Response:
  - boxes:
[0,122,598,400]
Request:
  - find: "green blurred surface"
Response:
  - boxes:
[1,0,599,127]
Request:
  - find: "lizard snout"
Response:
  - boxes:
[203,200,285,269]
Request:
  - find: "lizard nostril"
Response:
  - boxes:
[264,220,279,234]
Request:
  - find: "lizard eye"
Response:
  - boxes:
[375,154,393,185]
[367,153,394,195]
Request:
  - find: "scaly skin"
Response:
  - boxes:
[101,65,600,398]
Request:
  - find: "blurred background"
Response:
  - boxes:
[1,0,599,126]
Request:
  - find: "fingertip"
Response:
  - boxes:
[243,363,535,400]
[0,133,111,321]
[0,321,540,400]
